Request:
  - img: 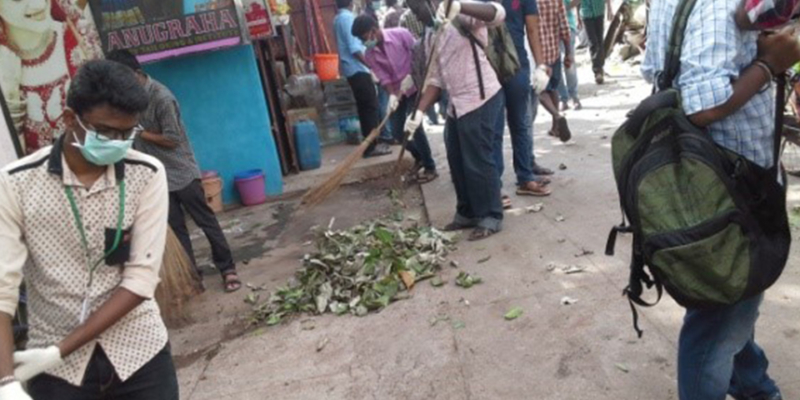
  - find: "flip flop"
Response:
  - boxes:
[468,227,498,241]
[557,117,572,143]
[516,181,552,197]
[222,272,242,293]
[502,195,513,210]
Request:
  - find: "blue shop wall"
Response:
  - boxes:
[144,45,283,204]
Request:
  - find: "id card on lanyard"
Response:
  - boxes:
[64,181,126,324]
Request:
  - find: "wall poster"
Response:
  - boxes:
[0,0,103,155]
[242,0,274,40]
[88,0,244,63]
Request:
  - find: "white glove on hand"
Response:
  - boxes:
[436,0,461,22]
[14,346,63,382]
[399,75,414,93]
[386,95,400,114]
[531,66,550,95]
[404,111,424,136]
[0,382,32,400]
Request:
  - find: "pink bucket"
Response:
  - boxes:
[234,169,267,206]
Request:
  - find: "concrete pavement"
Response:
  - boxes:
[176,58,800,399]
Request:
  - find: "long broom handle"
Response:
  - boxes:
[395,0,455,170]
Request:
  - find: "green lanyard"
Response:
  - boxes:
[64,180,126,292]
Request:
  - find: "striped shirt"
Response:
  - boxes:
[642,0,775,168]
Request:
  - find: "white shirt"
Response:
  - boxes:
[0,137,170,386]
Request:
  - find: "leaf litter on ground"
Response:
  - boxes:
[504,307,524,321]
[455,272,483,288]
[248,219,457,326]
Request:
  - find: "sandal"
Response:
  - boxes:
[468,227,498,241]
[417,169,439,184]
[573,99,583,110]
[502,195,513,210]
[556,117,572,143]
[516,181,552,197]
[222,272,242,293]
[532,163,555,176]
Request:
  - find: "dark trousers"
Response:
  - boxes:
[445,92,504,231]
[583,16,606,73]
[169,179,235,276]
[391,95,436,171]
[494,66,535,185]
[347,72,380,152]
[28,346,179,400]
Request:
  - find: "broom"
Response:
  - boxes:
[155,227,204,327]
[301,112,393,206]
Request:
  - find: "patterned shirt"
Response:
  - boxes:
[365,28,418,96]
[427,2,506,117]
[334,8,370,77]
[537,0,571,65]
[135,78,201,192]
[400,10,427,39]
[0,137,170,386]
[642,0,775,168]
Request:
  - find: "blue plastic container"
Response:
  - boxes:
[294,121,322,171]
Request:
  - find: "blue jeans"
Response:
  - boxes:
[557,29,579,102]
[377,85,393,141]
[390,95,436,171]
[494,66,536,185]
[445,92,504,231]
[678,294,780,400]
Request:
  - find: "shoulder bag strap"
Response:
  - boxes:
[658,0,699,90]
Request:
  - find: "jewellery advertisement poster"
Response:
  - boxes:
[0,0,104,156]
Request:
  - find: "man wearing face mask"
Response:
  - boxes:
[106,50,241,294]
[351,15,438,183]
[0,60,178,399]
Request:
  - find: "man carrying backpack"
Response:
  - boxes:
[404,0,506,241]
[642,0,800,398]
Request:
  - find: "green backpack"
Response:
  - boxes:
[606,0,791,337]
[452,19,521,98]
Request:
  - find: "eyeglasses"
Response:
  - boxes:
[77,117,143,141]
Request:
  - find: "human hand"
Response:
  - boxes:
[757,26,800,74]
[564,54,574,70]
[386,95,399,114]
[404,110,424,135]
[436,0,461,22]
[0,381,32,400]
[14,346,63,382]
[399,75,414,93]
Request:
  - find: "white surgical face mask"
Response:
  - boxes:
[72,117,138,166]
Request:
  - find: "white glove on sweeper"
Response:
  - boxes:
[531,65,550,95]
[14,346,63,382]
[404,111,424,136]
[0,381,32,400]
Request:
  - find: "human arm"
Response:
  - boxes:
[559,0,573,68]
[139,131,177,149]
[523,0,547,72]
[688,30,800,127]
[0,172,27,381]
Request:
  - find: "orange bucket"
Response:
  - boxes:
[313,54,340,81]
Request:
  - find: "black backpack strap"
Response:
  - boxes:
[453,18,486,100]
[623,236,663,338]
[774,73,787,174]
[658,0,699,90]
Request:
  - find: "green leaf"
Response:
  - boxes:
[430,276,445,287]
[477,255,492,264]
[504,307,524,321]
[266,314,282,326]
[456,272,483,288]
[374,227,394,245]
[452,320,466,330]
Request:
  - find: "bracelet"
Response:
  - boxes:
[0,376,17,387]
[754,59,775,81]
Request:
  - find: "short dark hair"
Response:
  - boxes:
[351,15,379,39]
[106,49,142,71]
[386,0,398,7]
[335,0,352,9]
[66,60,149,116]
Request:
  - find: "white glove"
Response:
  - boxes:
[404,111,424,136]
[0,381,32,400]
[436,0,461,22]
[14,346,63,382]
[531,66,550,95]
[399,75,414,93]
[386,95,400,114]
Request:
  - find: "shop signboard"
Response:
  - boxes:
[242,0,274,40]
[0,0,104,156]
[88,0,244,63]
